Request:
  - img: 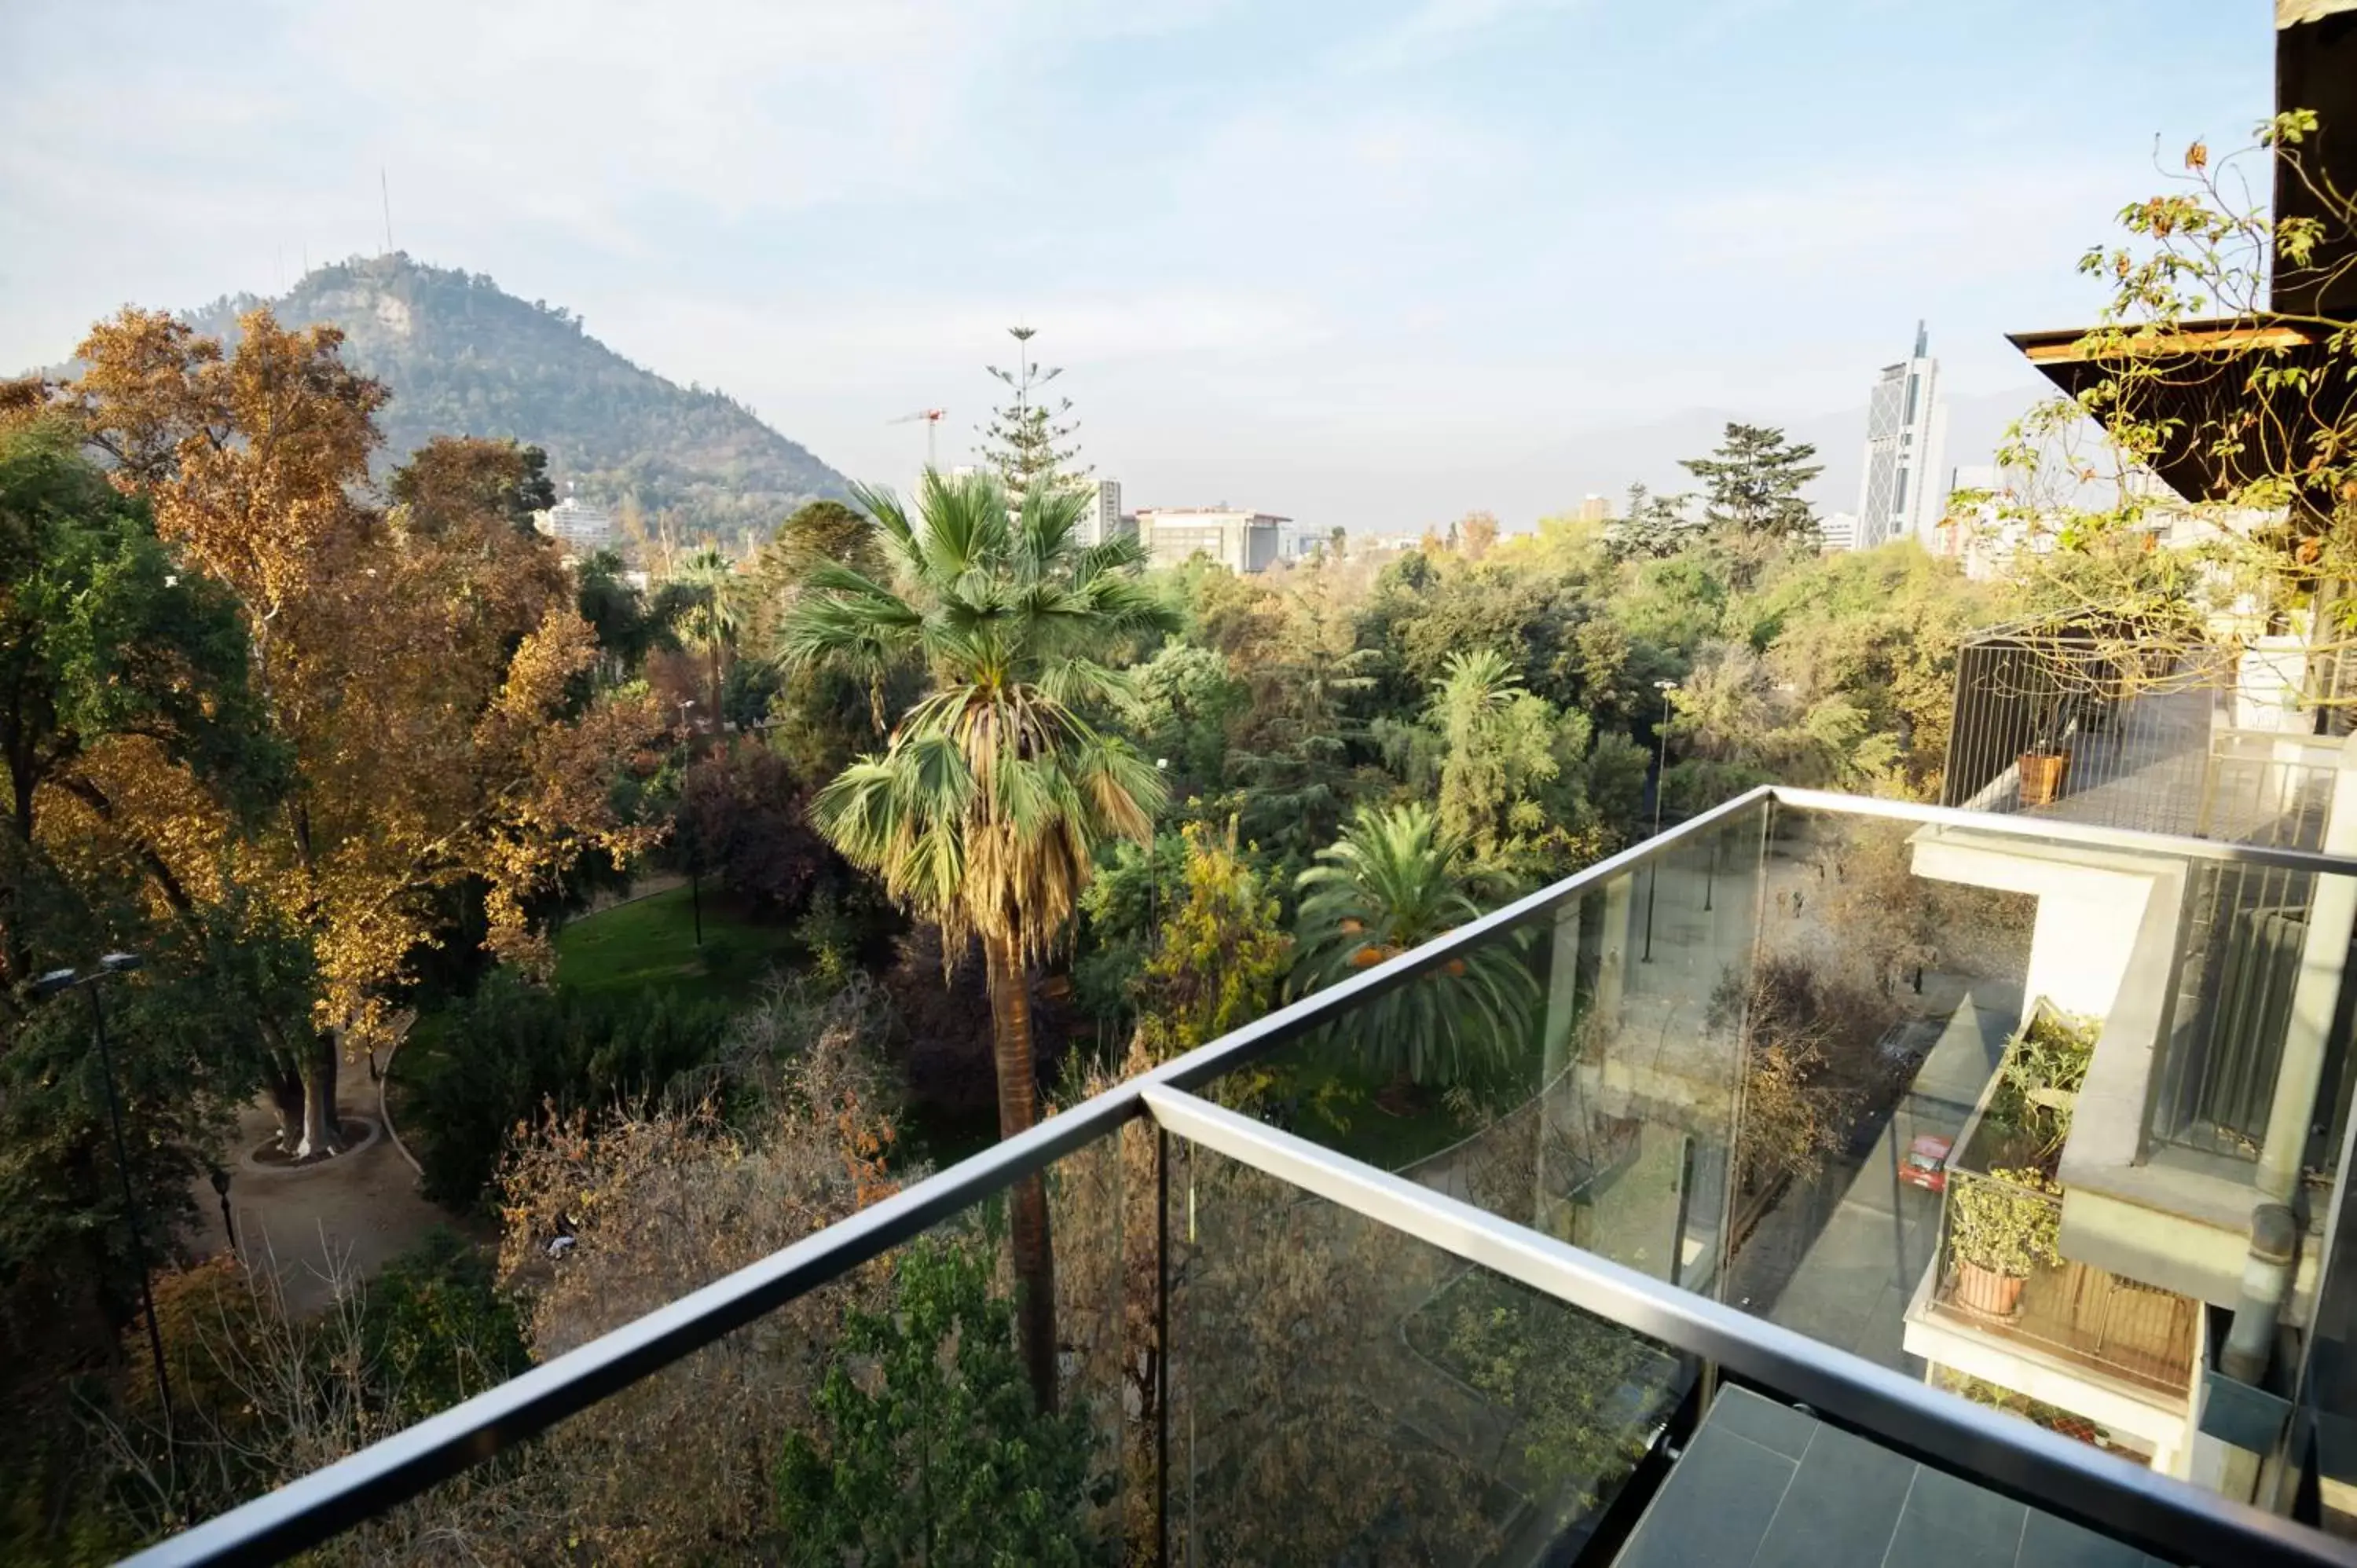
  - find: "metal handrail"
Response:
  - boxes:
[120,787,2357,1566]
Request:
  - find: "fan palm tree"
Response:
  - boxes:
[1292,804,1538,1090]
[778,468,1176,1409]
[672,545,744,718]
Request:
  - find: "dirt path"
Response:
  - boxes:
[185,1058,475,1317]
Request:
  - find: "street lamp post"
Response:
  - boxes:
[1643,680,1679,963]
[35,953,175,1455]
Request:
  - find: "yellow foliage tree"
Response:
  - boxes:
[69,310,665,1153]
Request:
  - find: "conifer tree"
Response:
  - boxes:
[979,327,1087,495]
[1679,422,1823,540]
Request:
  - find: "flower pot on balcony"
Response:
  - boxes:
[1955,1258,2025,1320]
[2018,749,2070,806]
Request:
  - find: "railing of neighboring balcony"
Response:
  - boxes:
[1932,1163,2197,1395]
[1926,1006,2198,1398]
[1944,622,2355,1174]
[119,791,2357,1568]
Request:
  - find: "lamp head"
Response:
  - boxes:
[99,951,143,975]
[32,968,79,998]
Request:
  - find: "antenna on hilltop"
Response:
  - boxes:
[380,168,394,256]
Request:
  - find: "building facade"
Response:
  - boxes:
[533,496,615,552]
[1855,321,1949,549]
[1136,505,1288,573]
[1077,478,1128,547]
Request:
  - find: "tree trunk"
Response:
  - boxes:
[295,1033,344,1159]
[265,1057,305,1152]
[984,928,1058,1412]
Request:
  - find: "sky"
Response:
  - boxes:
[0,0,2277,533]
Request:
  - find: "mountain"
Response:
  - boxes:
[178,254,849,548]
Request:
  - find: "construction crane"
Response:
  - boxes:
[888,408,947,471]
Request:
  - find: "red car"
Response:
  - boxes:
[1900,1134,1953,1194]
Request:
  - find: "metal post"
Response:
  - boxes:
[690,872,702,947]
[90,982,176,1458]
[1156,1127,1171,1568]
[1644,682,1677,964]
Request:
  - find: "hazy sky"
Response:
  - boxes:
[0,1,2272,531]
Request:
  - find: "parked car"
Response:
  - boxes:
[1900,1134,1953,1194]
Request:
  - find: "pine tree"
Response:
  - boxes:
[1679,423,1823,540]
[979,327,1088,496]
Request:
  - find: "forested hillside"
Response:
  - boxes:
[181,254,849,548]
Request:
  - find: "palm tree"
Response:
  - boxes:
[672,546,743,719]
[779,469,1175,1409]
[1292,804,1538,1090]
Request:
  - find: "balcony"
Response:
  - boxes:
[122,790,2357,1568]
[1929,1166,2198,1399]
[1901,1003,2204,1475]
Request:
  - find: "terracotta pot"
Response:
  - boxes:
[2018,749,2070,807]
[1956,1258,2025,1319]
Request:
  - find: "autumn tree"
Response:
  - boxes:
[69,310,664,1154]
[386,437,554,537]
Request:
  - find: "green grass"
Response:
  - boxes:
[554,881,802,999]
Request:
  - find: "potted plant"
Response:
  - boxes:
[1948,1166,2062,1319]
[2018,692,2074,806]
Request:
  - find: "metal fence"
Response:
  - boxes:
[1944,624,2352,1168]
[121,789,2357,1568]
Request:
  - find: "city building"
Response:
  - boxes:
[1135,504,1288,573]
[1077,478,1129,547]
[1275,520,1325,562]
[1856,321,1950,549]
[532,495,615,551]
[1817,510,1859,552]
[1576,493,1617,524]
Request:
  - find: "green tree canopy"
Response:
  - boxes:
[1291,804,1535,1088]
[1678,422,1823,540]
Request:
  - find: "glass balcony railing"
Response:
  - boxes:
[121,789,2357,1568]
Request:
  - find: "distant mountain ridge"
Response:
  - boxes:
[177,253,849,548]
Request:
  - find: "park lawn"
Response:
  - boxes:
[554,881,803,1000]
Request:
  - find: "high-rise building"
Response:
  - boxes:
[1078,478,1127,546]
[1854,322,1949,549]
[1575,493,1616,524]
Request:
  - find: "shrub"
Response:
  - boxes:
[401,973,735,1207]
[1950,1167,2063,1277]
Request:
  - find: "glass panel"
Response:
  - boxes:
[1721,804,2036,1376]
[1165,1138,1685,1566]
[134,1119,1140,1563]
[1204,798,1771,1313]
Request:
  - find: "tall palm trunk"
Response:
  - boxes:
[984,928,1059,1412]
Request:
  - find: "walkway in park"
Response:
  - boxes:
[184,1049,470,1318]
